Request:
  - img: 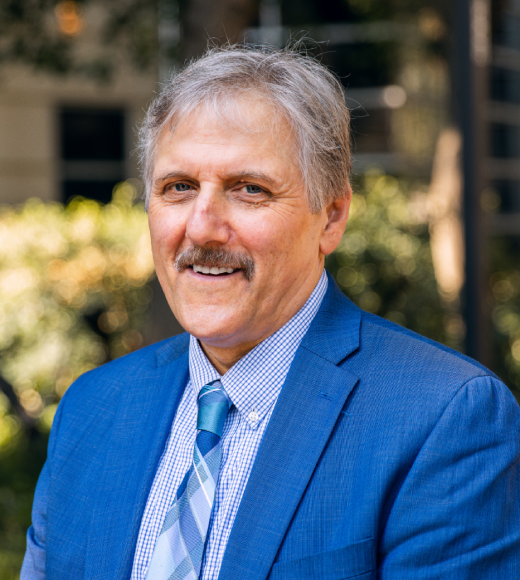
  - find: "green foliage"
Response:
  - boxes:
[0,432,48,580]
[0,0,72,73]
[0,184,155,577]
[0,183,155,437]
[326,170,453,347]
[488,237,520,400]
[0,0,159,80]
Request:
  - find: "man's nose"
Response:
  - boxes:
[185,188,231,246]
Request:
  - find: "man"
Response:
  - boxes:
[22,46,520,579]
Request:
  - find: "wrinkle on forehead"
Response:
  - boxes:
[167,93,296,152]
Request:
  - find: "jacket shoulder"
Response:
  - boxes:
[344,309,516,429]
[358,310,496,382]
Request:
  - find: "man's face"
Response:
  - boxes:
[148,98,349,361]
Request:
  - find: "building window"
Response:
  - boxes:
[60,107,125,204]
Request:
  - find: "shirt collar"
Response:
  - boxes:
[189,270,328,429]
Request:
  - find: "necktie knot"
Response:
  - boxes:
[197,380,231,437]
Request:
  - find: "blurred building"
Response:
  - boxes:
[0,2,156,206]
[489,0,520,234]
[248,0,450,182]
[248,0,520,226]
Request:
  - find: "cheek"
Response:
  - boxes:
[242,224,302,278]
[241,221,286,261]
[148,213,186,256]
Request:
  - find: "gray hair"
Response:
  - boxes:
[139,44,351,213]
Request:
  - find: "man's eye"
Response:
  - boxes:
[174,183,191,192]
[244,185,263,194]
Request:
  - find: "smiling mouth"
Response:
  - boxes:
[191,264,237,276]
[175,246,254,281]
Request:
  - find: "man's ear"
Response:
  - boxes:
[319,187,351,256]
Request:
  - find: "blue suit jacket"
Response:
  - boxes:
[22,276,520,579]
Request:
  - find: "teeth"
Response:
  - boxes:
[192,264,236,275]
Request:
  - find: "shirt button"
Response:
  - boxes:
[248,410,259,423]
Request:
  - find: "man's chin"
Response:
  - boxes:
[175,309,247,345]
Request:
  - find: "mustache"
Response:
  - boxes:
[175,246,255,281]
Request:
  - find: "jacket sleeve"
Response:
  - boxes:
[20,394,67,579]
[379,375,520,579]
[20,460,49,579]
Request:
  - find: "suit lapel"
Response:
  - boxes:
[219,276,362,580]
[84,340,190,580]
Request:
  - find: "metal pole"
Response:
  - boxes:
[454,0,490,364]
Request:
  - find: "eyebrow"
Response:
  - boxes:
[229,171,278,186]
[153,171,189,189]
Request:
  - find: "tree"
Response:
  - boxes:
[0,0,260,81]
[0,184,155,577]
[0,0,159,80]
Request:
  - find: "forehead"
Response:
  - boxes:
[158,95,295,156]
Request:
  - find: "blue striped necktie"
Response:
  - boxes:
[145,380,231,580]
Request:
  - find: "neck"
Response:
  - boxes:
[198,340,261,375]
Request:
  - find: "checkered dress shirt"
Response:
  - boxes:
[131,271,328,580]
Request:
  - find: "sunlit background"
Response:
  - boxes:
[1,0,519,576]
